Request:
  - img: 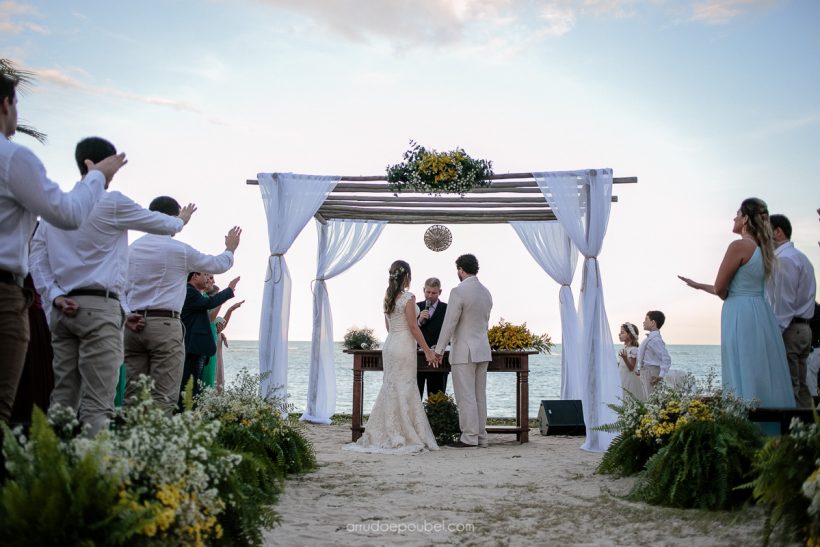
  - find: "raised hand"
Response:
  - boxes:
[85,152,127,188]
[228,276,240,290]
[225,226,242,252]
[178,203,197,225]
[228,300,245,312]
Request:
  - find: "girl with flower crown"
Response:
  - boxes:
[617,322,646,402]
[344,260,439,454]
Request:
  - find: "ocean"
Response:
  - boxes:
[222,341,721,417]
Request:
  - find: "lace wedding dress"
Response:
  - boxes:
[344,291,439,454]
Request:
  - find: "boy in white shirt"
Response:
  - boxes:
[637,310,672,397]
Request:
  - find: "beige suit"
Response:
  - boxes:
[435,275,493,446]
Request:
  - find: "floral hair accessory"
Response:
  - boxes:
[389,266,406,281]
[624,322,639,341]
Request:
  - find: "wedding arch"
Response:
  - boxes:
[246,170,637,452]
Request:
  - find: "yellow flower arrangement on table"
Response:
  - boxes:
[386,140,493,196]
[486,318,553,354]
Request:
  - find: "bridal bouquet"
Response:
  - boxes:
[386,140,493,196]
[486,319,553,354]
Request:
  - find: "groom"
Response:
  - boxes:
[432,254,493,448]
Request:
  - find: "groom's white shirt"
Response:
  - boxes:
[435,276,493,364]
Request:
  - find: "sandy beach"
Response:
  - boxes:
[264,424,764,546]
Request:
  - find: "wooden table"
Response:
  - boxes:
[345,349,534,443]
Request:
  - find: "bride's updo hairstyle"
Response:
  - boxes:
[740,197,776,279]
[384,260,411,314]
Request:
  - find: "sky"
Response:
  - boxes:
[2,0,819,345]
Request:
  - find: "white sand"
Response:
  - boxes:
[264,424,764,546]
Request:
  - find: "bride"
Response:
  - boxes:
[344,260,440,454]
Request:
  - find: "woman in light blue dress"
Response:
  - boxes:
[679,197,793,408]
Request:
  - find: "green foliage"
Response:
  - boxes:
[386,140,493,196]
[195,369,317,546]
[343,326,379,350]
[424,391,461,445]
[487,318,553,354]
[750,417,820,546]
[630,415,763,510]
[0,58,47,143]
[0,409,153,546]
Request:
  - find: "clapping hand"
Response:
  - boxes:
[227,300,245,312]
[225,226,242,252]
[178,203,197,225]
[228,276,240,290]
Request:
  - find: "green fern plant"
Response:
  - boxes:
[630,415,763,510]
[749,416,820,546]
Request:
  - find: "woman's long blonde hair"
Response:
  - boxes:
[740,197,776,278]
[383,260,411,314]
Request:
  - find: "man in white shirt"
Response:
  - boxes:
[124,196,240,414]
[767,214,816,408]
[637,310,672,397]
[30,137,189,435]
[0,73,125,425]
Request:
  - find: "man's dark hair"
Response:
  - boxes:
[456,253,479,275]
[75,136,116,175]
[0,73,17,104]
[770,214,792,240]
[187,272,200,282]
[647,310,666,329]
[149,196,181,217]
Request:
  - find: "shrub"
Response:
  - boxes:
[343,326,379,350]
[424,391,460,445]
[750,417,820,546]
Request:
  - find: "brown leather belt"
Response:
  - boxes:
[134,309,180,319]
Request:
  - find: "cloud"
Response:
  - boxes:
[0,1,47,34]
[252,0,780,52]
[748,111,820,140]
[689,0,777,24]
[31,67,201,113]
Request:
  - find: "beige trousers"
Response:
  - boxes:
[451,361,489,446]
[50,295,123,436]
[641,364,661,398]
[124,316,185,415]
[0,283,32,423]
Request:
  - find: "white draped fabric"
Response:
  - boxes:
[533,169,619,453]
[302,219,386,424]
[509,221,582,400]
[257,173,339,401]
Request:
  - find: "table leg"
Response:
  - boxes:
[519,371,529,443]
[352,369,363,441]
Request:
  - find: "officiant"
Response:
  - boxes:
[417,277,448,398]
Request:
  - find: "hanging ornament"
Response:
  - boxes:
[424,225,452,252]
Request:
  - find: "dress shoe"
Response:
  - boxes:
[478,442,489,448]
[447,440,477,448]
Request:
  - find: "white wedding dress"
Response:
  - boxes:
[344,291,439,454]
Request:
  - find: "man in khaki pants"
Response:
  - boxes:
[30,138,190,435]
[124,196,240,414]
[433,254,493,448]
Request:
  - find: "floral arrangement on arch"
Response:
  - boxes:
[343,326,380,350]
[386,140,493,196]
[597,372,764,510]
[486,318,553,354]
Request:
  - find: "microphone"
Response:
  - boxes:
[420,299,432,325]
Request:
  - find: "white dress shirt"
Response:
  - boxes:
[637,330,672,378]
[29,191,184,310]
[0,138,105,275]
[767,241,817,330]
[125,234,234,313]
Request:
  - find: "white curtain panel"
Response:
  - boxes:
[509,221,582,400]
[302,219,386,424]
[534,169,619,453]
[257,173,339,402]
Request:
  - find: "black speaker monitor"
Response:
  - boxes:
[538,400,585,436]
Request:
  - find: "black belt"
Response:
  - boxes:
[791,317,811,325]
[67,288,119,301]
[134,309,180,319]
[0,269,24,287]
